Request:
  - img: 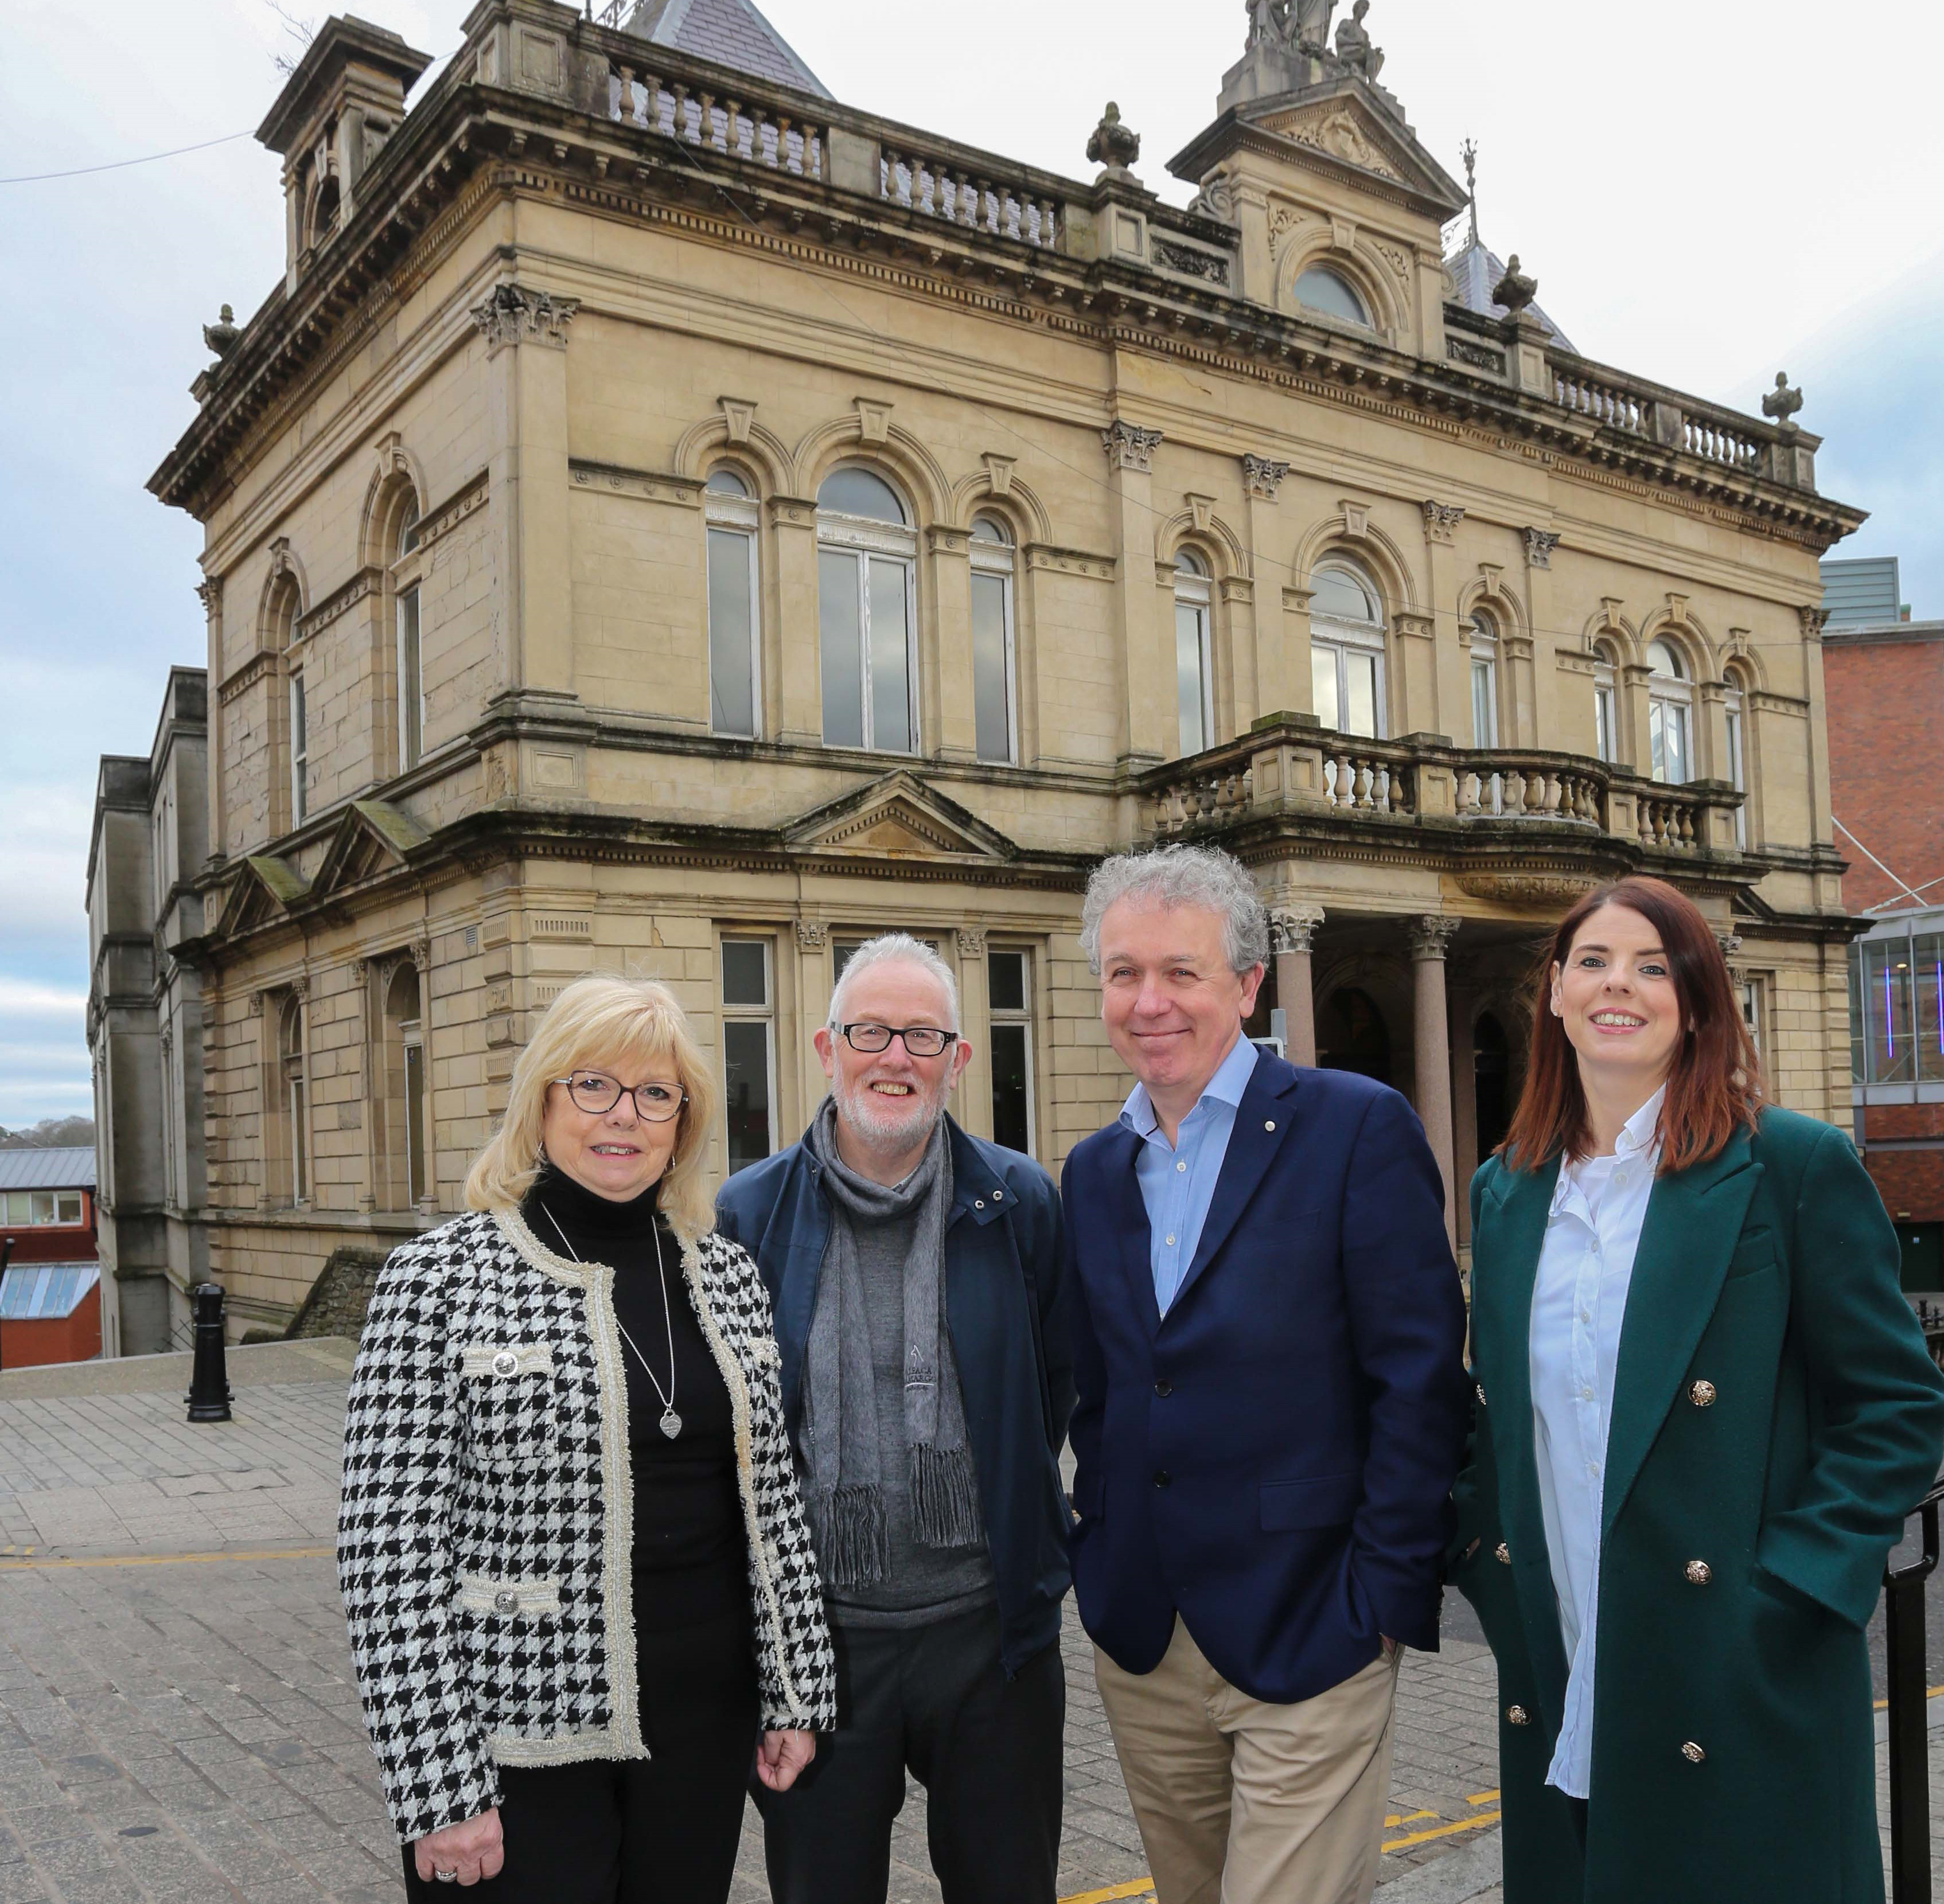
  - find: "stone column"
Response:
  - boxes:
[1102,419,1169,766]
[793,921,833,1125]
[768,495,821,746]
[955,927,992,1138]
[1448,987,1478,1253]
[1421,502,1467,739]
[1407,915,1461,1243]
[1268,904,1324,1066]
[929,526,976,762]
[470,284,582,700]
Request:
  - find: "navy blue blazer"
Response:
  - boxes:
[1063,1051,1470,1703]
[716,1117,1075,1678]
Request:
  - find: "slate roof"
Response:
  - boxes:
[616,0,830,99]
[1444,236,1575,353]
[0,1148,96,1193]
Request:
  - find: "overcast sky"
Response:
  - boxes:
[2,0,1939,1127]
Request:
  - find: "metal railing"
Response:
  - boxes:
[1885,1477,1943,1903]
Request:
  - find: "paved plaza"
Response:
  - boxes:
[0,1345,1935,1903]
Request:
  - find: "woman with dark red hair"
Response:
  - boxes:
[1452,875,1944,1903]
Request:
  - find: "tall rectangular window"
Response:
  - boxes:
[1595,682,1618,763]
[403,1021,428,1203]
[1725,697,1746,847]
[398,587,422,768]
[1172,552,1213,758]
[819,551,916,754]
[722,938,777,1174]
[290,671,309,823]
[707,526,759,738]
[1917,931,1944,1084]
[1471,657,1498,748]
[988,949,1035,1156]
[1862,937,1916,1084]
[970,552,1016,766]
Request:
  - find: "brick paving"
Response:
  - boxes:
[0,1349,1931,1902]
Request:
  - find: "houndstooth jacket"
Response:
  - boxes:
[337,1206,837,1846]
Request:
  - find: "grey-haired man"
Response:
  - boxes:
[716,934,1074,1904]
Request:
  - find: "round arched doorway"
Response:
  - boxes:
[1316,986,1392,1086]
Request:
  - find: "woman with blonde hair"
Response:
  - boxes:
[339,974,835,1899]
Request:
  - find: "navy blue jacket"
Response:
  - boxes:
[715,1117,1074,1677]
[1063,1052,1469,1704]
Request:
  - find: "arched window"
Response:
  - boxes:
[817,466,918,752]
[1592,639,1620,764]
[1310,560,1386,738]
[289,668,310,824]
[1293,265,1372,329]
[1469,610,1500,748]
[1647,637,1692,785]
[383,963,429,1208]
[1173,549,1214,757]
[279,994,308,1205]
[263,569,303,834]
[309,175,341,247]
[393,495,423,770]
[969,516,1017,764]
[705,466,761,739]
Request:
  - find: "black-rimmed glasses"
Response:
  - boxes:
[552,1071,688,1122]
[837,1023,958,1058]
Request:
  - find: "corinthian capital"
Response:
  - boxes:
[1268,904,1325,955]
[1102,420,1164,473]
[469,282,582,356]
[1405,915,1460,961]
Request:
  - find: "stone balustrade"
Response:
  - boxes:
[879,149,1059,249]
[1139,723,1745,860]
[608,63,824,179]
[1553,366,1647,437]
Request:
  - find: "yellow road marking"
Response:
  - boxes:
[1383,1811,1502,1853]
[1058,1882,1156,1904]
[1466,1789,1501,1805]
[1873,1685,1944,1710]
[0,1545,332,1573]
[1384,1809,1437,1827]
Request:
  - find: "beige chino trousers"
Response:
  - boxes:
[1094,1619,1400,1904]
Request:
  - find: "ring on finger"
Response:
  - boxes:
[435,1871,458,1883]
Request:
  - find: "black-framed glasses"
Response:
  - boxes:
[839,1023,958,1058]
[552,1071,688,1122]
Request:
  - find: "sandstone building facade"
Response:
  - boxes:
[104,0,1864,1343]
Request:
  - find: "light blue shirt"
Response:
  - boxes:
[1118,1033,1260,1316]
[1528,1084,1665,1800]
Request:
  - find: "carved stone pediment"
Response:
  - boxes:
[311,798,430,898]
[783,770,1018,865]
[1256,100,1404,182]
[213,854,313,940]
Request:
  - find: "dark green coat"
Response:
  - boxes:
[1453,1106,1944,1904]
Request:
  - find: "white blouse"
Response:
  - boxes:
[1528,1084,1665,1798]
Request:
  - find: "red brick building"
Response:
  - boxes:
[0,1148,103,1367]
[1825,586,1944,1293]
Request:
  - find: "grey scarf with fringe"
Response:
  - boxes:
[800,1097,983,1588]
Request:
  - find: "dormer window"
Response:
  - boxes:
[1293,266,1372,329]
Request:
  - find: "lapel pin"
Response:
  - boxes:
[1265,1119,1276,1132]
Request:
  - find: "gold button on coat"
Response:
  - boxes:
[1689,1379,1717,1407]
[1681,1741,1706,1763]
[1495,1542,1511,1565]
[1685,1560,1712,1586]
[1506,1705,1530,1726]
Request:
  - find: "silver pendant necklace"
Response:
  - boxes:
[541,1203,682,1439]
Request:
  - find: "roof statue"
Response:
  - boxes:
[202,305,240,358]
[1087,102,1143,181]
[1291,0,1339,54]
[1763,372,1805,431]
[1334,0,1384,79]
[1491,253,1537,314]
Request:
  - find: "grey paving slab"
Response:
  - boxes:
[1,1372,1934,1902]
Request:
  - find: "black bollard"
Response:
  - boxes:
[185,1283,233,1423]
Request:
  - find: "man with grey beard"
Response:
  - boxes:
[715,934,1073,1904]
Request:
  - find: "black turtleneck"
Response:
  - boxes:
[523,1166,747,1632]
